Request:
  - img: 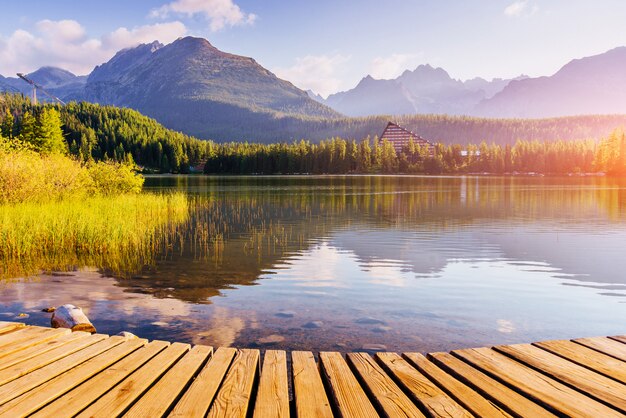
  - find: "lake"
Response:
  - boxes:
[2,175,626,352]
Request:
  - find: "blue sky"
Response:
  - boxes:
[1,0,625,97]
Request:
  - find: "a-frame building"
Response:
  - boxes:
[379,122,435,155]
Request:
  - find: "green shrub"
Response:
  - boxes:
[87,161,144,195]
[0,147,144,204]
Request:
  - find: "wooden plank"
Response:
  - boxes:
[0,338,147,417]
[76,342,189,418]
[609,335,626,344]
[429,352,556,418]
[403,352,511,418]
[575,336,626,361]
[0,333,106,386]
[0,322,24,334]
[0,325,620,418]
[495,343,626,412]
[0,330,88,371]
[347,352,425,417]
[253,350,290,418]
[533,339,626,384]
[207,349,260,418]
[291,351,333,418]
[0,335,122,406]
[0,327,69,361]
[0,326,65,351]
[453,347,623,417]
[319,351,378,418]
[169,347,237,418]
[32,340,170,418]
[376,352,471,418]
[124,344,212,418]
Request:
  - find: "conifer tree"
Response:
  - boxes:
[36,108,67,154]
[19,111,37,145]
[1,110,14,139]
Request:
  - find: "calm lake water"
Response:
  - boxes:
[2,175,626,352]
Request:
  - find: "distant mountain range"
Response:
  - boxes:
[474,47,626,117]
[315,66,527,116]
[1,40,626,140]
[311,47,626,118]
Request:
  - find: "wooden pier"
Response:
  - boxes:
[0,321,624,417]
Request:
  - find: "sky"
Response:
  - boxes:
[1,0,625,97]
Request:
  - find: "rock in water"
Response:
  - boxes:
[258,334,285,345]
[354,317,386,325]
[51,304,96,333]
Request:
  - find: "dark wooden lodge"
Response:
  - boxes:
[380,122,435,155]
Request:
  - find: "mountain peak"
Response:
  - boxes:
[357,75,377,85]
[88,41,164,84]
[554,46,626,79]
[147,40,163,53]
[27,66,79,86]
[170,36,220,53]
[83,35,340,138]
[415,63,434,70]
[174,36,214,46]
[117,40,164,55]
[476,46,626,117]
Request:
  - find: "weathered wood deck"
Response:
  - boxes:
[0,321,624,417]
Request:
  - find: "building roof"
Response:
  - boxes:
[379,122,434,153]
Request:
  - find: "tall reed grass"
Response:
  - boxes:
[0,193,189,279]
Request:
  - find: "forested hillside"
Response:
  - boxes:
[290,113,626,145]
[157,110,626,144]
[1,93,625,174]
[0,94,212,172]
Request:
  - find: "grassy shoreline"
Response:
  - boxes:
[0,146,190,279]
[0,193,189,279]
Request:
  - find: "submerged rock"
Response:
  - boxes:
[355,317,386,325]
[301,321,323,329]
[258,334,285,345]
[362,343,387,351]
[371,326,392,333]
[275,311,295,318]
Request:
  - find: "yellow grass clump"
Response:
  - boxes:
[0,193,189,279]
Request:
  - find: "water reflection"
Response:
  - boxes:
[2,175,626,352]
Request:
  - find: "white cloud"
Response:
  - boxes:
[151,0,257,32]
[504,1,538,17]
[102,21,187,51]
[0,20,187,76]
[37,20,86,42]
[369,53,422,80]
[273,54,351,98]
